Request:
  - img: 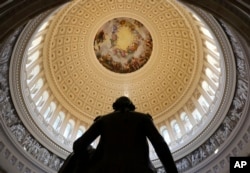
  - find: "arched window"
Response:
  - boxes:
[180,112,193,132]
[26,50,40,67]
[205,68,219,84]
[28,36,43,51]
[36,96,43,107]
[37,21,49,32]
[206,54,220,72]
[76,126,86,139]
[200,26,213,39]
[202,81,215,99]
[171,120,182,139]
[53,112,65,131]
[44,107,51,121]
[192,109,202,122]
[63,120,75,139]
[205,41,219,56]
[44,102,56,122]
[30,78,43,97]
[160,126,171,144]
[198,95,209,111]
[36,91,49,109]
[27,65,40,82]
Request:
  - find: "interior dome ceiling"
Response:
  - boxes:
[43,0,203,121]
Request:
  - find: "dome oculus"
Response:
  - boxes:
[94,17,153,73]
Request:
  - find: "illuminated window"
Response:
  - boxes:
[53,112,65,131]
[26,50,40,67]
[180,112,193,132]
[192,109,202,122]
[44,102,56,122]
[202,81,215,99]
[160,126,171,144]
[171,120,182,139]
[63,120,75,139]
[28,36,43,51]
[27,65,40,82]
[30,78,43,97]
[76,126,86,139]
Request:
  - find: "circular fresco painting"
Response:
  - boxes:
[94,17,153,73]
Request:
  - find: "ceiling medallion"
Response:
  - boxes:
[94,17,153,73]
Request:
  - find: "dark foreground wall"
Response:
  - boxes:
[0,0,71,41]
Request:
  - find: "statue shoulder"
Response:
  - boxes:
[145,113,153,120]
[134,111,153,120]
[94,116,102,122]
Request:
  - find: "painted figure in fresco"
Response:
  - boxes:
[94,18,153,73]
[73,96,178,173]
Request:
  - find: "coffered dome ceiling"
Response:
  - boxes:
[43,0,203,122]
